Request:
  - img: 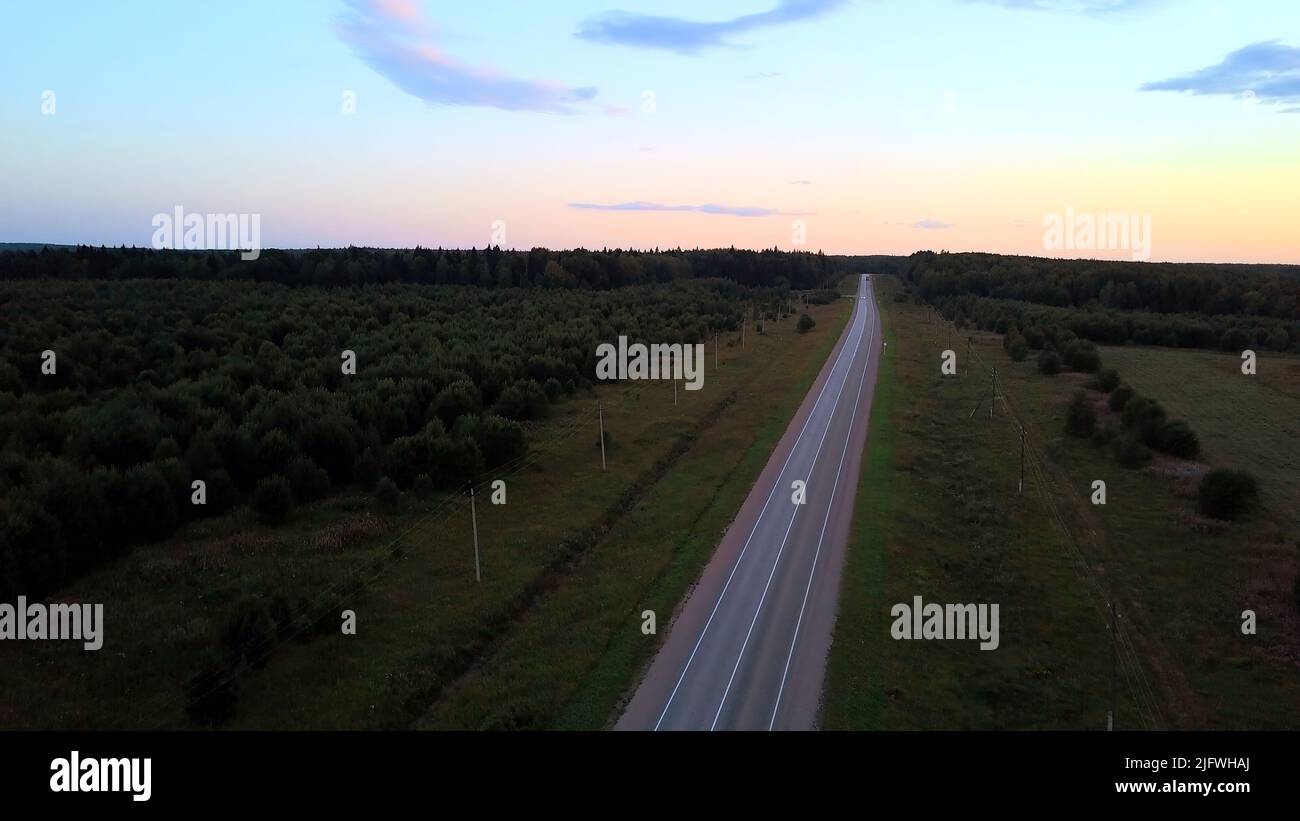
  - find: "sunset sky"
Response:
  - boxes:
[2,0,1297,262]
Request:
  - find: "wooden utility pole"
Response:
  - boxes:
[598,400,607,471]
[990,368,997,420]
[470,486,481,583]
[1109,601,1118,731]
[1018,426,1026,494]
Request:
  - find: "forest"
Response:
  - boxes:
[0,249,816,601]
[905,251,1300,352]
[0,244,840,291]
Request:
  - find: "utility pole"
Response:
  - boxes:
[741,310,746,350]
[1018,425,1026,494]
[990,368,997,421]
[598,400,607,471]
[1109,601,1118,731]
[470,485,481,583]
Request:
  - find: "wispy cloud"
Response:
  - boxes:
[336,0,599,114]
[569,201,806,217]
[789,179,813,185]
[1140,40,1300,111]
[912,219,955,230]
[576,0,848,55]
[965,0,1156,12]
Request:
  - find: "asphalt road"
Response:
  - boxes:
[618,274,882,731]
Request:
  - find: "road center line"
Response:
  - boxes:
[652,280,869,730]
[708,275,872,730]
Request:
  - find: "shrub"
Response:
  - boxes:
[1037,350,1062,375]
[354,447,380,490]
[475,414,527,469]
[1065,391,1097,438]
[1196,469,1259,521]
[412,473,434,498]
[221,596,276,668]
[1155,420,1200,459]
[1122,396,1167,446]
[1008,338,1028,362]
[1108,384,1135,412]
[797,313,816,333]
[1090,425,1118,447]
[1113,432,1152,469]
[375,476,400,509]
[252,475,292,525]
[287,457,330,503]
[1092,369,1120,393]
[493,379,549,421]
[1064,340,1101,373]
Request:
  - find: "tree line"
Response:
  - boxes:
[0,245,840,291]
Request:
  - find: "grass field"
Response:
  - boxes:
[826,279,1300,729]
[1099,345,1300,531]
[0,291,851,730]
[823,278,1115,729]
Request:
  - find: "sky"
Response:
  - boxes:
[1,0,1297,263]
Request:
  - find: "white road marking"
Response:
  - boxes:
[709,275,873,730]
[653,277,869,730]
[768,277,877,729]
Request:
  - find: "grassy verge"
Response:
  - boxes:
[417,296,852,729]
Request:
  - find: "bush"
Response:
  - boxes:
[1092,369,1120,393]
[221,596,277,668]
[1064,340,1101,373]
[1090,424,1118,447]
[412,473,434,498]
[375,476,400,509]
[796,313,816,333]
[1108,384,1135,412]
[354,447,380,490]
[1065,391,1097,438]
[1122,396,1167,446]
[252,475,292,525]
[475,414,527,469]
[1037,350,1062,375]
[287,457,330,503]
[1008,338,1028,362]
[493,379,549,421]
[1155,420,1200,459]
[1196,469,1258,521]
[1113,432,1152,468]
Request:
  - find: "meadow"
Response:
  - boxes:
[825,275,1300,729]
